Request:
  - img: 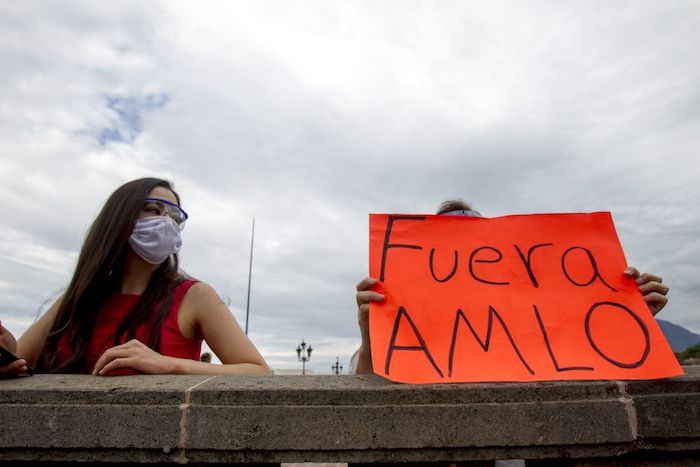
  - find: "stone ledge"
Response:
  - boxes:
[0,367,698,464]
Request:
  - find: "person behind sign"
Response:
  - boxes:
[0,177,270,377]
[350,199,670,375]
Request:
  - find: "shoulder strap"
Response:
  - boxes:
[173,279,198,304]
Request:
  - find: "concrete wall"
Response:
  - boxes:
[1,367,699,465]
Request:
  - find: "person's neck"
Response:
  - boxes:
[121,249,160,295]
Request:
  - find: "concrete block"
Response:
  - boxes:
[0,369,697,464]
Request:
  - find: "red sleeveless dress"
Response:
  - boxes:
[57,280,202,375]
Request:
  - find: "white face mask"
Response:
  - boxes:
[128,216,182,264]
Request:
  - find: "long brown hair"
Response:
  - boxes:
[436,198,475,214]
[38,178,184,373]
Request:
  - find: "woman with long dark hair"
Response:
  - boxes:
[0,177,270,376]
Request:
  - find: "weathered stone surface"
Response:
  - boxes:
[187,374,625,406]
[626,365,700,442]
[0,369,698,464]
[635,393,700,439]
[185,400,633,450]
[0,374,210,405]
[3,404,180,449]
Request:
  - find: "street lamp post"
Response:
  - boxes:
[296,340,312,375]
[331,357,343,375]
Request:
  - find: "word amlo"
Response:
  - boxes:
[384,301,650,378]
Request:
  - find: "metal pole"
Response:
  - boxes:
[245,217,255,335]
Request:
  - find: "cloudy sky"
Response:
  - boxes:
[1,1,698,373]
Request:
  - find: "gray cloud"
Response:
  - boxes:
[1,1,698,372]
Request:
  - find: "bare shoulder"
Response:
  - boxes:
[178,282,228,340]
[17,293,65,363]
[181,282,225,313]
[36,293,64,326]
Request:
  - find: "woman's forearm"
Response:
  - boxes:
[170,357,271,376]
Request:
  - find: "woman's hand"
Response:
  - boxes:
[92,339,175,376]
[354,277,385,374]
[0,321,29,377]
[624,267,669,316]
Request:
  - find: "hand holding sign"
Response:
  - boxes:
[354,277,384,374]
[366,212,681,383]
[623,267,669,316]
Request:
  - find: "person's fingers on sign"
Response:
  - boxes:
[354,276,384,373]
[624,267,669,316]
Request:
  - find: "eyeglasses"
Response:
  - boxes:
[142,197,189,228]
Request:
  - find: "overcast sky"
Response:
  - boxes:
[1,1,698,373]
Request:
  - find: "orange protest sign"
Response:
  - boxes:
[368,212,683,384]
